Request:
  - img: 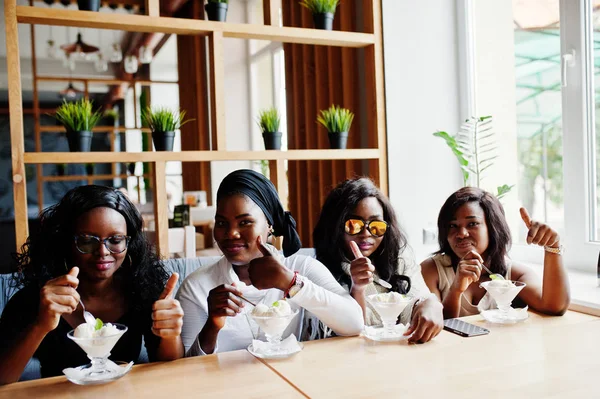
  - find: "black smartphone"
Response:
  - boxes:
[443,318,490,337]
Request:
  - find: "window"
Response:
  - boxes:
[464,0,600,272]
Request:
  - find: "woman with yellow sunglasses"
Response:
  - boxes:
[313,178,443,343]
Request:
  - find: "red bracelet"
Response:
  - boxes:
[283,271,299,298]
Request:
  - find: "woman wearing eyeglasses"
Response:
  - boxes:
[0,185,184,384]
[313,177,443,343]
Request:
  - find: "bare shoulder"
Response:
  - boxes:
[420,257,439,282]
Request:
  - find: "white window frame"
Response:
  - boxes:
[460,0,600,273]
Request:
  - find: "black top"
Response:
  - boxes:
[0,285,160,378]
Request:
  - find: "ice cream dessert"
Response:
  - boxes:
[367,292,412,321]
[250,300,297,337]
[68,319,127,358]
[251,300,292,317]
[480,280,526,310]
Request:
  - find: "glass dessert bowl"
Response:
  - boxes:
[365,292,412,341]
[67,322,128,382]
[480,280,527,323]
[249,300,299,355]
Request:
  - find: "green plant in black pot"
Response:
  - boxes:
[52,99,102,152]
[300,0,340,30]
[141,107,193,152]
[85,163,95,176]
[56,163,67,176]
[317,105,354,149]
[77,0,100,12]
[206,0,229,22]
[257,107,282,150]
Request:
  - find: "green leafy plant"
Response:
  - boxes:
[141,107,192,132]
[103,109,119,121]
[300,0,339,14]
[52,99,102,132]
[434,116,514,199]
[317,105,354,133]
[257,107,281,133]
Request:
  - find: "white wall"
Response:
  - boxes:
[382,0,463,262]
[211,0,253,203]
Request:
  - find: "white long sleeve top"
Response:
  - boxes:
[177,249,364,356]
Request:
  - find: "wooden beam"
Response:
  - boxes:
[263,0,281,26]
[16,6,375,48]
[208,31,226,150]
[370,0,388,194]
[6,0,29,251]
[29,18,44,215]
[152,161,169,258]
[39,126,152,132]
[23,149,382,164]
[269,159,288,210]
[145,0,159,17]
[36,76,178,85]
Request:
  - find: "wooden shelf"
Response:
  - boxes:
[39,126,151,133]
[36,76,178,85]
[23,149,382,164]
[41,174,148,182]
[16,6,375,48]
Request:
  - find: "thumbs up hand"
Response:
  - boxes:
[520,207,560,248]
[152,273,184,338]
[348,241,375,293]
[248,235,294,291]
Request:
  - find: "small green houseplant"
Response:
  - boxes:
[141,107,192,151]
[205,0,228,22]
[52,99,102,152]
[433,116,514,199]
[317,105,354,149]
[300,0,340,30]
[257,107,282,150]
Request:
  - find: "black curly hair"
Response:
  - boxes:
[313,177,411,294]
[435,186,512,276]
[13,185,168,313]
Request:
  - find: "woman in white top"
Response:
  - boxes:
[177,169,364,356]
[421,187,570,319]
[313,177,443,343]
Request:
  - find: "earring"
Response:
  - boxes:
[127,254,133,268]
[63,259,69,273]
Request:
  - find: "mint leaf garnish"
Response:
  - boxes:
[94,318,103,331]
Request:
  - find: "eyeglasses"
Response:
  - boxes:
[73,234,130,254]
[344,219,388,237]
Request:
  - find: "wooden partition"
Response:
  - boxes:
[5,0,388,257]
[282,0,386,246]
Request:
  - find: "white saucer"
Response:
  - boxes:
[63,361,133,385]
[480,308,528,324]
[247,342,303,359]
[363,324,409,342]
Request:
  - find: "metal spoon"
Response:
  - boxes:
[80,299,96,325]
[234,293,257,307]
[481,262,505,281]
[373,277,392,290]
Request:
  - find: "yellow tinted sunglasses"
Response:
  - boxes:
[344,219,388,237]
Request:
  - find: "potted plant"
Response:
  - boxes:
[56,163,67,176]
[85,163,94,176]
[141,107,192,152]
[300,0,340,30]
[433,116,514,199]
[317,105,354,149]
[52,99,102,152]
[205,0,229,22]
[257,107,282,150]
[77,0,100,12]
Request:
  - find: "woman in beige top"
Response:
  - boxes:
[421,187,570,319]
[313,177,443,343]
